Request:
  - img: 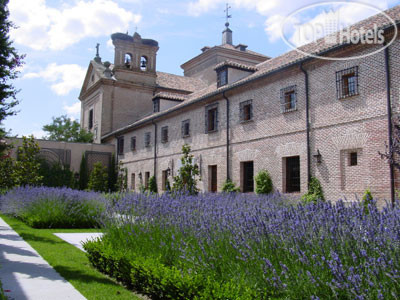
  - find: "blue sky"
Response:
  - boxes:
[5,0,400,138]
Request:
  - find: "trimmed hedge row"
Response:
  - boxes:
[83,239,258,300]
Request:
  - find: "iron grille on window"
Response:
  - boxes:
[161,126,168,143]
[130,136,136,151]
[240,100,253,122]
[153,99,160,113]
[217,68,228,87]
[144,132,151,147]
[182,119,190,137]
[336,66,359,99]
[88,109,94,129]
[280,85,297,113]
[205,104,218,133]
[117,137,124,155]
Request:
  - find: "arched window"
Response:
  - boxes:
[124,53,132,68]
[140,56,148,71]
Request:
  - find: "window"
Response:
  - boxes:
[280,85,297,112]
[88,109,94,129]
[131,173,135,190]
[182,119,190,137]
[161,126,168,143]
[145,132,151,147]
[130,136,136,151]
[240,100,253,122]
[140,56,148,71]
[205,104,218,133]
[117,136,124,155]
[125,53,132,68]
[336,66,359,99]
[153,99,160,113]
[349,152,358,166]
[217,68,228,87]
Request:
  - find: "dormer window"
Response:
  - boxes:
[153,99,160,113]
[140,56,148,71]
[217,68,228,87]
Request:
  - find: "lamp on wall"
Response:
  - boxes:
[166,167,171,176]
[314,149,322,164]
[138,172,142,182]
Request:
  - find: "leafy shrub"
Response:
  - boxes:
[39,161,76,188]
[88,162,108,192]
[0,186,105,228]
[0,155,15,190]
[362,188,375,214]
[221,179,240,193]
[148,176,157,193]
[255,170,273,194]
[301,176,325,204]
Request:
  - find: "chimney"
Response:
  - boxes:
[222,22,233,45]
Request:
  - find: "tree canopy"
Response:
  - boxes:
[0,0,24,154]
[43,115,93,143]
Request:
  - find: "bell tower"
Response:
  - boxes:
[111,32,159,85]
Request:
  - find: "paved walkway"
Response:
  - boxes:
[0,217,86,300]
[53,233,103,252]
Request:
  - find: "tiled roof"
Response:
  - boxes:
[152,92,188,101]
[102,5,400,139]
[214,60,258,72]
[217,44,269,58]
[156,71,207,92]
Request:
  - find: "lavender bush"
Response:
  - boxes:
[0,186,106,228]
[95,192,400,299]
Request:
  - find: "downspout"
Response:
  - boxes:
[300,63,312,185]
[223,91,230,180]
[384,42,395,206]
[152,120,157,182]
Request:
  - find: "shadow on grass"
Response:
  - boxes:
[18,232,64,245]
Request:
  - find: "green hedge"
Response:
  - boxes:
[84,239,258,300]
[0,280,6,300]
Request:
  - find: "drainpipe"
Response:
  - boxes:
[300,63,312,185]
[384,42,395,206]
[223,91,230,180]
[152,120,157,182]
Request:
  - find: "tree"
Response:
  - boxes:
[115,161,128,192]
[88,162,108,192]
[0,0,24,154]
[380,116,400,171]
[13,135,43,186]
[172,144,200,195]
[108,153,118,192]
[42,115,93,143]
[78,154,88,190]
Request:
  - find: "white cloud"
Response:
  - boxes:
[63,102,81,117]
[24,63,86,96]
[30,130,46,139]
[187,0,392,43]
[9,0,142,51]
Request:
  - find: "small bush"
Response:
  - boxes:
[362,188,374,214]
[88,162,108,192]
[301,177,325,204]
[148,176,158,193]
[222,179,240,193]
[255,170,273,194]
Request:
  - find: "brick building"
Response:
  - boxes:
[79,6,400,202]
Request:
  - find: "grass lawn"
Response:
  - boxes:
[1,215,143,300]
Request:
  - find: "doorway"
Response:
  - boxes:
[241,161,254,193]
[285,156,300,193]
[208,165,217,192]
